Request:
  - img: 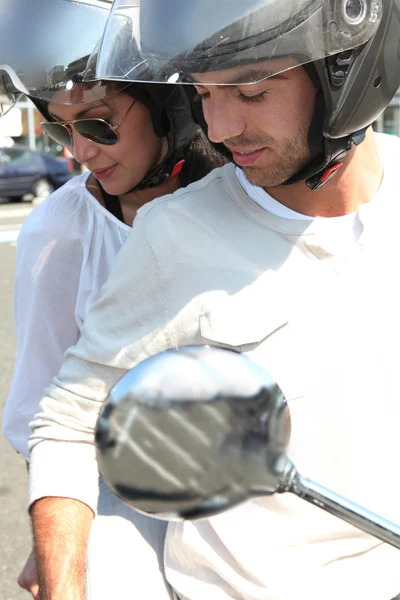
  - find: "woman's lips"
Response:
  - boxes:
[92,165,117,180]
[230,148,266,167]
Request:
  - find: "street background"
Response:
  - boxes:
[0,200,36,599]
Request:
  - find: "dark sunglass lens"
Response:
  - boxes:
[41,123,72,147]
[74,120,118,145]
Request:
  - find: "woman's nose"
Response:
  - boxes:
[71,130,100,164]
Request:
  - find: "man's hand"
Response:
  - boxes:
[31,497,93,600]
[18,549,40,599]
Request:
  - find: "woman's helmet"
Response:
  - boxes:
[0,0,198,191]
[93,0,400,188]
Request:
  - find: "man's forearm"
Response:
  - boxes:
[31,497,93,600]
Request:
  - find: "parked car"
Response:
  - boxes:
[0,145,73,202]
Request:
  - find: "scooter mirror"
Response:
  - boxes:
[95,346,400,550]
[95,346,291,519]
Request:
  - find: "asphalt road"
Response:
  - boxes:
[0,200,36,600]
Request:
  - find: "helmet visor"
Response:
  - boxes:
[0,0,112,103]
[94,0,382,85]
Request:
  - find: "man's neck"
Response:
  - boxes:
[264,129,384,218]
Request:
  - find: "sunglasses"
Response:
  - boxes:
[40,99,136,148]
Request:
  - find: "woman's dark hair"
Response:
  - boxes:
[179,130,228,186]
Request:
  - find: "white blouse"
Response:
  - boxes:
[2,172,131,459]
[3,172,173,600]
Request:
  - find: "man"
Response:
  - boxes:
[29,0,400,599]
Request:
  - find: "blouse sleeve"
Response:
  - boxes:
[2,191,86,460]
[28,204,174,513]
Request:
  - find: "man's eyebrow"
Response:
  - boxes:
[48,101,108,121]
[187,70,287,86]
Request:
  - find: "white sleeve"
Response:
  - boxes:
[28,210,174,513]
[2,197,85,460]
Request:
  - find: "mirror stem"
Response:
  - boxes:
[281,469,400,550]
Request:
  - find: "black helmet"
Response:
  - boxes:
[0,0,198,191]
[94,0,400,189]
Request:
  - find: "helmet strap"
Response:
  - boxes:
[306,130,366,190]
[126,131,189,192]
[285,131,366,190]
[127,85,197,192]
[284,62,367,190]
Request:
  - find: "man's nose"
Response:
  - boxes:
[203,96,246,144]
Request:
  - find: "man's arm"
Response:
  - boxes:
[31,498,93,600]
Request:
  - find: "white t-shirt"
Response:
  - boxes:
[2,172,131,459]
[4,158,363,461]
[2,154,370,460]
[236,166,364,252]
[28,133,400,600]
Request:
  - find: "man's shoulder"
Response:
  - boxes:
[137,163,237,220]
[375,132,400,193]
[376,131,400,157]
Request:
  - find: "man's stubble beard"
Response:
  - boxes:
[237,124,312,189]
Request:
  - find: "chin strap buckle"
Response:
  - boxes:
[304,129,366,191]
[309,161,344,191]
[169,159,185,179]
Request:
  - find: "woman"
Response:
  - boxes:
[1,26,225,600]
[4,77,223,452]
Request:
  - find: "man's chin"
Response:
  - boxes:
[241,165,277,189]
[242,162,302,189]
